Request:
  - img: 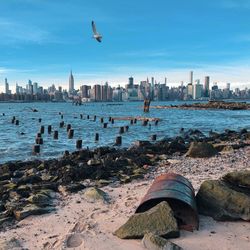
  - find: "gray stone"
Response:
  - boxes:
[222,170,250,189]
[14,204,55,220]
[114,201,179,239]
[142,233,183,250]
[196,180,250,221]
[186,142,218,158]
[83,187,108,202]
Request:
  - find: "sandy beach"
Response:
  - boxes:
[0,144,249,250]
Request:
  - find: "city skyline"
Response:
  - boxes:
[1,0,250,91]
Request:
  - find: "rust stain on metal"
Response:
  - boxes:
[135,173,199,231]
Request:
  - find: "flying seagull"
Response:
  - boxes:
[91,21,102,42]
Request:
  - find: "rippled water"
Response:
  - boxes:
[0,101,249,163]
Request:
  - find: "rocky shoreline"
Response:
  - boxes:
[152,101,250,110]
[0,127,250,231]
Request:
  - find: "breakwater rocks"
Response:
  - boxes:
[0,128,249,229]
[152,101,250,110]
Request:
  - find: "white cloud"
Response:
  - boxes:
[0,19,53,44]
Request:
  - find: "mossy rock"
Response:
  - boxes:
[27,193,52,206]
[142,233,183,250]
[223,170,250,188]
[114,201,179,239]
[196,180,250,221]
[186,142,218,158]
[83,187,108,202]
[14,204,55,220]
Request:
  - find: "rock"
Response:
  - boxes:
[142,233,183,250]
[222,170,250,191]
[0,238,22,250]
[196,180,250,221]
[14,204,55,220]
[83,187,108,202]
[17,175,42,185]
[58,183,85,195]
[114,201,179,239]
[27,193,53,206]
[87,159,101,166]
[186,142,218,158]
[0,173,11,181]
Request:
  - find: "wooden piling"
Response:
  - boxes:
[66,124,71,132]
[111,119,114,124]
[155,119,159,125]
[142,120,148,126]
[48,125,52,134]
[95,133,99,142]
[76,139,82,149]
[151,134,157,141]
[103,123,108,128]
[125,125,129,132]
[130,119,134,125]
[119,127,124,134]
[100,117,104,123]
[80,114,83,119]
[60,121,64,128]
[32,144,40,154]
[68,129,74,139]
[109,117,112,122]
[93,115,96,122]
[15,120,19,125]
[87,115,90,119]
[38,118,42,123]
[36,137,43,145]
[36,133,42,138]
[61,115,63,119]
[40,125,45,134]
[115,136,122,146]
[53,130,58,139]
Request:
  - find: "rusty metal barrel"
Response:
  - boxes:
[135,173,199,231]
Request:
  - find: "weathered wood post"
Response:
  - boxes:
[53,130,58,139]
[68,129,74,139]
[76,139,82,149]
[48,125,52,134]
[115,136,122,146]
[32,145,40,154]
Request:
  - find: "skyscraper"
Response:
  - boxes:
[204,76,210,97]
[5,78,10,94]
[94,84,101,101]
[69,70,74,93]
[190,71,193,84]
[193,80,203,99]
[128,77,134,88]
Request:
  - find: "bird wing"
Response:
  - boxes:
[96,37,102,42]
[92,21,97,35]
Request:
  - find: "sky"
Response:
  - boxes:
[1,0,250,92]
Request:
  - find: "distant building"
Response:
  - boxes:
[190,71,193,84]
[69,71,74,93]
[101,82,108,101]
[80,85,90,98]
[5,78,11,94]
[94,84,101,101]
[187,83,193,97]
[193,80,203,99]
[127,77,134,89]
[33,82,38,94]
[204,76,210,97]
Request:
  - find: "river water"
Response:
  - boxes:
[0,101,249,163]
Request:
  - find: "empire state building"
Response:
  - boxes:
[69,70,74,93]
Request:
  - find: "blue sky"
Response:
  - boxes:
[1,0,250,91]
